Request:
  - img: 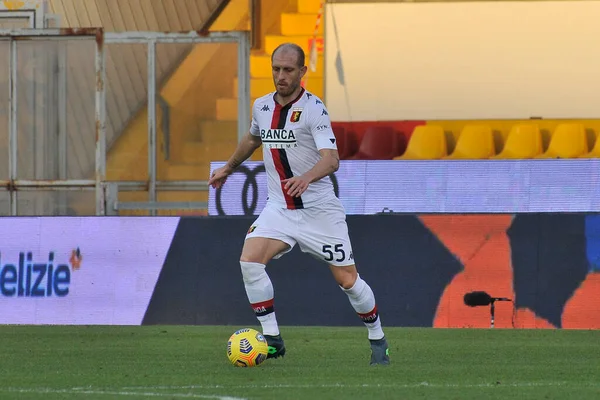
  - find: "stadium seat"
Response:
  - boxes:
[394,125,447,160]
[333,126,359,159]
[536,123,587,159]
[579,134,600,158]
[349,126,403,160]
[492,124,542,159]
[443,125,495,159]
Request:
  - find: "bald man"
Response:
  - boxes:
[209,43,390,366]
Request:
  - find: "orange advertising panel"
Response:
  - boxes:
[416,214,600,329]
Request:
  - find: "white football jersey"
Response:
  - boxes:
[249,88,338,209]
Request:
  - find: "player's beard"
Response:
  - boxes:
[276,80,299,99]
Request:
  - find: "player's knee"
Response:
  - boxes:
[240,261,267,284]
[332,266,358,290]
[240,238,273,265]
[240,248,267,265]
[338,276,357,290]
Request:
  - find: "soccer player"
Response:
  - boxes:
[208,43,390,365]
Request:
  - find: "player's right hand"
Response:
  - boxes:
[208,165,233,189]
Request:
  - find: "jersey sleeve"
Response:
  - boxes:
[307,103,338,150]
[249,101,260,136]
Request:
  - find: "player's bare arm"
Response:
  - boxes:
[208,133,262,189]
[283,149,340,197]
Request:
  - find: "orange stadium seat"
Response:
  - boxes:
[443,125,495,159]
[349,126,403,160]
[492,124,542,159]
[579,133,600,158]
[394,125,447,160]
[536,123,588,159]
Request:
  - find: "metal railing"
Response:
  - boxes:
[0,28,250,216]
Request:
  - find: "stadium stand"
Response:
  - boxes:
[27,0,600,216]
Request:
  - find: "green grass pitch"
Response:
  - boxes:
[0,325,599,399]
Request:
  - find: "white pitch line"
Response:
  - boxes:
[8,381,592,400]
[3,388,246,400]
[122,381,587,390]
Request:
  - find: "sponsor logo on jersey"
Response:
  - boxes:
[290,107,303,123]
[260,104,270,112]
[260,129,298,149]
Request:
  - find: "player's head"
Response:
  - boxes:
[271,43,307,99]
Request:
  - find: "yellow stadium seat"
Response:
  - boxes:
[492,124,542,159]
[394,125,447,160]
[443,125,495,159]
[580,134,600,158]
[536,123,587,159]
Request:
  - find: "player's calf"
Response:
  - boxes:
[340,274,386,339]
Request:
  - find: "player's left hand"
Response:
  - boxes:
[282,176,310,197]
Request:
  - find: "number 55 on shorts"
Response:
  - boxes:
[322,243,353,264]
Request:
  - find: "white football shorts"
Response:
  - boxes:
[245,197,355,267]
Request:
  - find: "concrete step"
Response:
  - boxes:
[115,190,209,216]
[106,167,148,181]
[184,120,238,142]
[234,77,274,98]
[215,98,239,121]
[297,0,322,14]
[216,97,255,121]
[178,141,237,165]
[159,164,209,181]
[250,53,272,78]
[281,13,322,36]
